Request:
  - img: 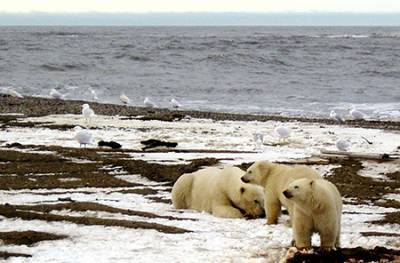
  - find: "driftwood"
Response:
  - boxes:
[276,157,330,165]
[317,149,399,161]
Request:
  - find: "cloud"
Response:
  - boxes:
[0,12,400,26]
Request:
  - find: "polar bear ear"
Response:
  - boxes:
[258,161,271,174]
[240,187,245,194]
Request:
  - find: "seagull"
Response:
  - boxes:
[253,131,264,150]
[336,139,350,151]
[274,126,291,143]
[82,104,95,125]
[144,97,157,108]
[349,106,365,120]
[120,93,130,105]
[88,87,98,101]
[74,126,93,147]
[169,98,182,109]
[8,88,23,98]
[50,89,64,100]
[330,110,345,124]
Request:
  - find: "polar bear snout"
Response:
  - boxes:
[241,173,254,183]
[283,190,293,199]
[241,175,250,183]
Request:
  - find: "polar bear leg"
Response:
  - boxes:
[212,205,244,218]
[320,231,336,250]
[319,222,337,250]
[266,198,281,224]
[335,222,341,248]
[293,212,313,249]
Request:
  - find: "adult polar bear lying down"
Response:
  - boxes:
[172,166,265,219]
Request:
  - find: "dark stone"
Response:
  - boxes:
[140,139,178,151]
[98,140,122,149]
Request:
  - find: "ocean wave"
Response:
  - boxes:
[114,53,151,61]
[324,34,370,39]
[361,70,400,78]
[371,32,400,39]
[332,45,353,50]
[40,63,88,72]
[31,31,85,37]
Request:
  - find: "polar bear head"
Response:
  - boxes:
[241,160,275,186]
[235,184,265,218]
[282,178,314,203]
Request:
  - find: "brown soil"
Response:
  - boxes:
[361,232,400,237]
[0,231,67,246]
[287,246,400,263]
[1,95,400,130]
[0,148,140,190]
[326,159,400,207]
[8,201,195,221]
[0,203,189,234]
[0,251,31,259]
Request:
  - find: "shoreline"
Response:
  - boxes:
[1,94,400,130]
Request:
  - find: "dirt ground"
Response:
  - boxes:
[1,95,400,262]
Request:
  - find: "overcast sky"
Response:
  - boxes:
[1,0,400,13]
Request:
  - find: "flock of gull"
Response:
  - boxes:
[3,87,366,152]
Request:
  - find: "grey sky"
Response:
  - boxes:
[0,12,400,26]
[2,0,400,13]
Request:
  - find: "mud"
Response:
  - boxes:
[287,246,400,263]
[0,231,67,246]
[0,251,31,259]
[0,204,190,234]
[326,160,400,211]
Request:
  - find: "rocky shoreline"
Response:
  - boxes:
[1,94,400,130]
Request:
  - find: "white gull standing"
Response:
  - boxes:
[120,93,130,105]
[349,106,365,120]
[88,86,98,101]
[274,126,291,143]
[169,98,182,109]
[329,110,345,124]
[74,126,93,147]
[82,104,95,125]
[144,97,157,108]
[50,89,64,100]
[253,131,264,150]
[336,139,351,151]
[8,88,23,98]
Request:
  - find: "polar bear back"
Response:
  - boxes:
[313,179,342,218]
[190,167,224,212]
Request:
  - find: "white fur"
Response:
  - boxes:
[283,178,342,250]
[172,166,265,219]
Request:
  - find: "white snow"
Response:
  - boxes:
[358,160,400,181]
[0,114,399,262]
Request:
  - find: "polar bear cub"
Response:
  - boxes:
[172,166,265,218]
[283,178,342,250]
[241,160,321,224]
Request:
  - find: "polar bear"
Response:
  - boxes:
[241,161,321,224]
[283,178,342,250]
[172,166,265,219]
